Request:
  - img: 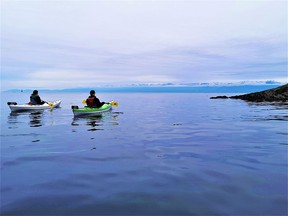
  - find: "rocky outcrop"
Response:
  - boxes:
[210,84,288,102]
[210,96,229,99]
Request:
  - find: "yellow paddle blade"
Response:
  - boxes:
[82,100,87,104]
[48,102,54,108]
[110,101,118,107]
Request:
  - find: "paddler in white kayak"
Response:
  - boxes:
[86,90,106,108]
[30,90,46,105]
[7,90,61,111]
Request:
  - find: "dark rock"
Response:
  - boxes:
[229,84,288,102]
[210,84,288,102]
[210,96,229,99]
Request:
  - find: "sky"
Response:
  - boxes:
[1,0,287,90]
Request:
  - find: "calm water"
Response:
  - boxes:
[1,92,287,215]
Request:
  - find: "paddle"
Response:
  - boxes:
[43,101,54,108]
[48,102,54,108]
[82,100,118,107]
[110,101,119,107]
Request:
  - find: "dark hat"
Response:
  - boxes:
[33,90,38,95]
[90,90,95,95]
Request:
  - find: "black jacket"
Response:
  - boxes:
[30,94,45,105]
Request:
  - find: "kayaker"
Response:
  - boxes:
[86,90,106,108]
[30,90,45,105]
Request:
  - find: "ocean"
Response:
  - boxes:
[1,92,287,215]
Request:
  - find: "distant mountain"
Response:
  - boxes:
[4,81,284,93]
[128,80,283,87]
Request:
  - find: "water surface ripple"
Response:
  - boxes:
[1,92,287,215]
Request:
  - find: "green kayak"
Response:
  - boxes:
[72,104,112,117]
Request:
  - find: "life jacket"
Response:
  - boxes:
[86,97,95,107]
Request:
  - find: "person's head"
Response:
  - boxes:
[90,90,95,96]
[33,90,38,95]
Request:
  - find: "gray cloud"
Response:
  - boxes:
[1,0,287,90]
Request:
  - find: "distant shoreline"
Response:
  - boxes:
[2,85,282,94]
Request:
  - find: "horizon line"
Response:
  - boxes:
[2,83,284,94]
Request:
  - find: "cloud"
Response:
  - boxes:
[5,69,178,90]
[2,36,287,90]
[1,0,287,90]
[2,0,286,49]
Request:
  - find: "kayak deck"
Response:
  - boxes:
[72,104,112,117]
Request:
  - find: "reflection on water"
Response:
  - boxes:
[246,102,288,121]
[29,112,43,127]
[71,111,122,131]
[8,111,45,128]
[2,93,287,216]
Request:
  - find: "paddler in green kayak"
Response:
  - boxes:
[86,90,106,108]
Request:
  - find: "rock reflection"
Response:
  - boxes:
[247,101,288,107]
[245,102,288,121]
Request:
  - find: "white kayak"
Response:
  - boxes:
[7,100,61,112]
